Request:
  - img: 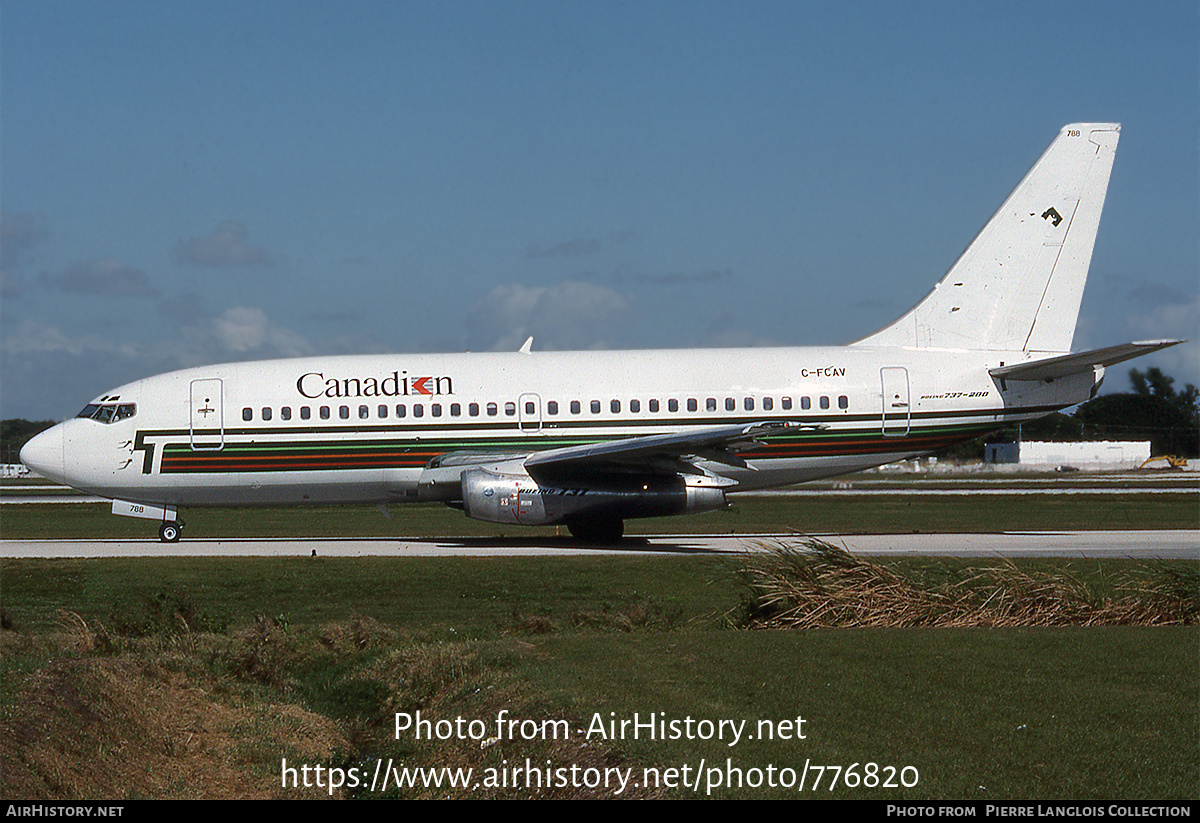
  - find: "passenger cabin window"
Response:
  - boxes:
[571,401,581,414]
[300,406,311,420]
[630,399,640,413]
[590,400,600,414]
[469,403,480,416]
[320,406,330,419]
[547,401,558,415]
[668,399,678,412]
[281,407,292,420]
[243,407,253,421]
[820,396,830,410]
[838,395,849,409]
[340,405,350,419]
[262,407,272,421]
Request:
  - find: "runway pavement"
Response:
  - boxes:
[3,530,1196,559]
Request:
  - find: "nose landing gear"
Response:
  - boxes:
[158,521,183,543]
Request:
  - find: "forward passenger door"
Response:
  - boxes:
[190,378,224,450]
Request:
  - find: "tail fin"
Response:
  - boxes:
[853,123,1120,353]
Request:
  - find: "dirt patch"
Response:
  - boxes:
[1,651,349,799]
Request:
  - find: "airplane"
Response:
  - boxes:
[20,123,1183,544]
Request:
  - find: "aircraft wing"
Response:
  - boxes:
[523,420,813,479]
[989,340,1185,382]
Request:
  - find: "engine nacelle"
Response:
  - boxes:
[460,467,727,527]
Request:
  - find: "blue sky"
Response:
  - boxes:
[3,1,1197,419]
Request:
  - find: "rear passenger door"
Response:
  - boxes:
[880,368,910,437]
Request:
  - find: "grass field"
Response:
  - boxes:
[1,547,1196,799]
[2,481,1197,799]
[2,490,1197,539]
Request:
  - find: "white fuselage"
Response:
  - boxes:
[17,124,1150,540]
[24,344,1099,509]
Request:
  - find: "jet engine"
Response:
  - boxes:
[459,467,727,529]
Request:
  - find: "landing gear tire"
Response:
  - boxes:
[158,521,182,543]
[567,518,624,545]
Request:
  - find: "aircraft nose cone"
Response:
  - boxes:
[20,425,66,484]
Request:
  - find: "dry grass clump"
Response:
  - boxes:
[319,615,390,651]
[737,538,1198,629]
[1,634,349,799]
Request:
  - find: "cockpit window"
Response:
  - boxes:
[77,402,137,423]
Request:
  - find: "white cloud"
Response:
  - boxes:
[209,306,311,356]
[0,306,312,419]
[0,320,141,358]
[38,257,160,297]
[1078,290,1200,391]
[173,221,273,267]
[464,280,631,351]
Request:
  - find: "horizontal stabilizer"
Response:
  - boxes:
[989,340,1185,382]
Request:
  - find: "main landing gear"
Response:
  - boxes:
[158,521,184,543]
[566,517,624,545]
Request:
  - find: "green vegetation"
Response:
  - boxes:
[2,552,1196,799]
[1002,367,1200,457]
[2,488,1197,540]
[0,419,55,465]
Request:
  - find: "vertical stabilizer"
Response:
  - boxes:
[853,124,1120,353]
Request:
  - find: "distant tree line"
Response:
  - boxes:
[0,420,56,465]
[987,367,1199,458]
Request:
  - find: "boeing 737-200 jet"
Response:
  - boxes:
[20,124,1183,543]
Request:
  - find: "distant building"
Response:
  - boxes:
[984,441,1151,469]
[984,443,1019,464]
